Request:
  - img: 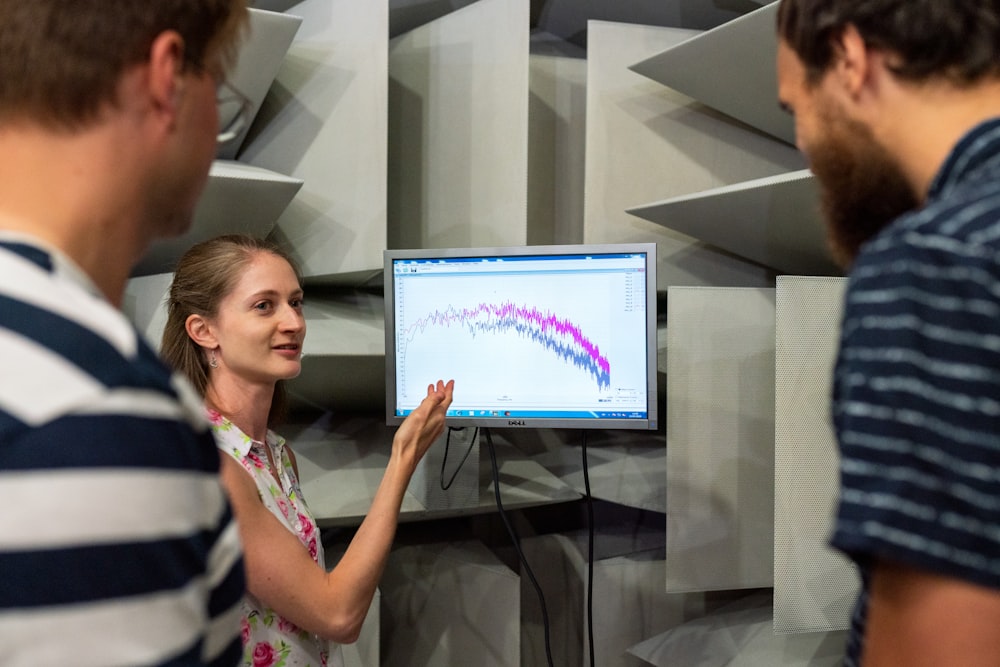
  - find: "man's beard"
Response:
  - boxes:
[808,108,920,269]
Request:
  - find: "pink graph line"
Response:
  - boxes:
[403,301,611,386]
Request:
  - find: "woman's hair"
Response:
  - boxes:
[161,234,302,426]
[0,0,248,130]
[777,0,1000,85]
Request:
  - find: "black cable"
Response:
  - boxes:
[582,430,595,667]
[439,426,479,491]
[484,427,555,667]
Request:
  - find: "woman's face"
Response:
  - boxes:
[210,251,306,386]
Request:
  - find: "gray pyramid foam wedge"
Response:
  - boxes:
[628,170,842,277]
[630,2,793,146]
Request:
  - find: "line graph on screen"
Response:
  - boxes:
[398,300,612,390]
[384,243,657,430]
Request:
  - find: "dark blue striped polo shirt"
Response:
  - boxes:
[830,118,1000,666]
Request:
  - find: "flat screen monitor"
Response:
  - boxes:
[384,243,657,430]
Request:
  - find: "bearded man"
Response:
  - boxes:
[776,1,1000,665]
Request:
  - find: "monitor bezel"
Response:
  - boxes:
[383,242,658,430]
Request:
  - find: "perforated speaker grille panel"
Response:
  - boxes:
[774,276,858,633]
[666,287,776,592]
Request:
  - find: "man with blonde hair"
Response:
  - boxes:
[0,2,250,664]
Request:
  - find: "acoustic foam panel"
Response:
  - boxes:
[527,34,588,246]
[380,541,520,667]
[217,8,302,160]
[530,436,665,514]
[628,590,847,667]
[286,293,386,413]
[285,412,579,528]
[666,286,776,593]
[249,0,299,11]
[629,1,792,146]
[133,160,303,276]
[387,0,530,250]
[627,170,842,277]
[241,0,389,283]
[122,272,173,349]
[521,528,692,667]
[583,21,802,290]
[774,275,859,633]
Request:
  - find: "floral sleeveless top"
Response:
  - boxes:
[208,409,344,667]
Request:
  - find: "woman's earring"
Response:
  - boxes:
[209,350,219,369]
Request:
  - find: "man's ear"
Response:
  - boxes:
[147,30,187,126]
[185,313,217,350]
[831,23,873,98]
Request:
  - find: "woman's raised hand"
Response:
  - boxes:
[391,379,454,471]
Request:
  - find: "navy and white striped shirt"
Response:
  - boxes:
[0,235,245,666]
[830,118,1000,666]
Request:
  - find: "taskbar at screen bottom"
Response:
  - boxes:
[395,408,649,420]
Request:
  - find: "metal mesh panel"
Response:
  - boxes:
[773,276,858,633]
[666,287,776,592]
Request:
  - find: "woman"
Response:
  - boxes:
[161,234,454,667]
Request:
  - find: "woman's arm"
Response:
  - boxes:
[220,379,454,643]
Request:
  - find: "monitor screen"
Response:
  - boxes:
[383,243,658,430]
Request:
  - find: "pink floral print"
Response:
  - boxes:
[251,642,277,667]
[209,411,338,667]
